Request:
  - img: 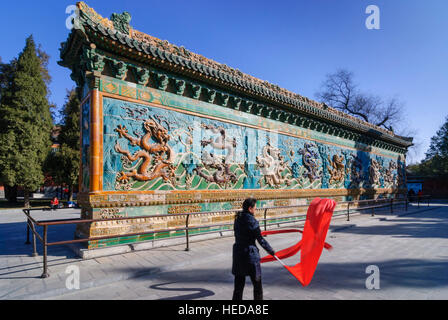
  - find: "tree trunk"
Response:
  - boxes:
[24,190,30,208]
[69,184,74,201]
[5,185,18,203]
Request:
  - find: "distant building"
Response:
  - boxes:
[407,173,448,198]
[50,126,61,153]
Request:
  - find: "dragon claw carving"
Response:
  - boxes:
[115,125,128,138]
[117,171,132,184]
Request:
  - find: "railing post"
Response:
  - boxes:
[371,206,375,217]
[264,208,268,231]
[41,225,49,278]
[405,195,408,212]
[26,217,30,245]
[418,197,420,208]
[32,229,38,257]
[25,209,38,256]
[185,214,190,252]
[347,202,350,221]
[29,219,38,257]
[428,196,430,207]
[390,198,394,214]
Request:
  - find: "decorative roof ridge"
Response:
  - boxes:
[74,2,411,146]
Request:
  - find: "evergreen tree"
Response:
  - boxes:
[36,44,52,88]
[0,35,53,207]
[414,115,448,176]
[0,57,17,102]
[0,58,17,201]
[45,89,80,200]
[425,116,448,160]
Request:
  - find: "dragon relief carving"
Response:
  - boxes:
[299,143,320,183]
[369,158,382,187]
[256,143,292,187]
[397,156,406,187]
[384,161,398,185]
[114,118,175,184]
[349,154,364,187]
[327,153,345,185]
[194,123,238,186]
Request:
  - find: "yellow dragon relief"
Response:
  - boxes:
[114,118,175,183]
[327,154,345,185]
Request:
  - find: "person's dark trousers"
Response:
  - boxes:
[232,274,263,300]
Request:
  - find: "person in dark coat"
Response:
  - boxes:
[232,197,275,300]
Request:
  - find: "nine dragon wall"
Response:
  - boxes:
[77,84,406,248]
[101,95,405,195]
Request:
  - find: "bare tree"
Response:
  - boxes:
[316,69,404,132]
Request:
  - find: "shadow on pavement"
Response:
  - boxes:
[331,207,448,239]
[0,221,78,256]
[0,209,82,279]
[112,256,448,295]
[294,258,448,291]
[149,281,215,300]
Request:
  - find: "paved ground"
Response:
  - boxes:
[1,201,447,300]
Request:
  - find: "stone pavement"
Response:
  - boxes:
[1,201,448,300]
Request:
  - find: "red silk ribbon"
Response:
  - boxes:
[260,198,337,286]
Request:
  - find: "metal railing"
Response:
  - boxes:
[413,194,431,208]
[23,194,428,278]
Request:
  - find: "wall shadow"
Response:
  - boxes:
[331,208,448,239]
[0,214,79,279]
[116,255,448,297]
[0,221,78,257]
[263,258,448,291]
[149,281,215,300]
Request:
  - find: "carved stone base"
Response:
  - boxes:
[75,188,405,249]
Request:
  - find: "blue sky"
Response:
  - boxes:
[0,0,446,163]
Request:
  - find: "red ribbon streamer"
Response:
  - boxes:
[260,198,337,286]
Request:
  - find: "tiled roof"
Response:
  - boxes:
[61,2,413,148]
